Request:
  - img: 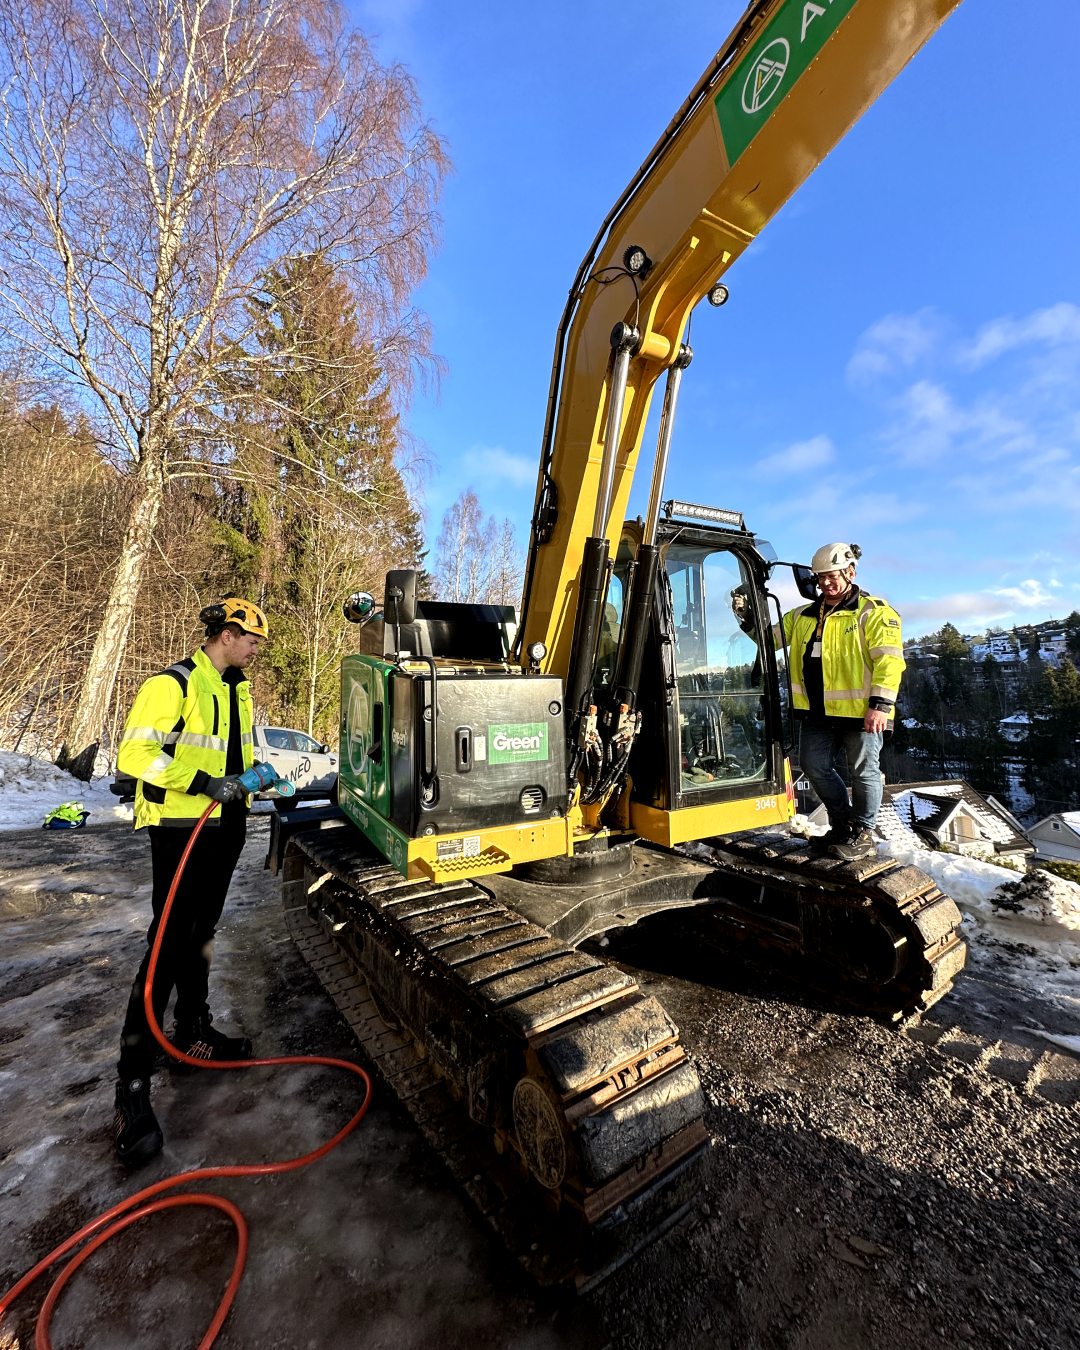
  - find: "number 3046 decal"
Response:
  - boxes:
[755,796,778,810]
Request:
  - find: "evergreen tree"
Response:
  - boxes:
[1020,659,1080,813]
[1064,611,1080,665]
[213,255,424,737]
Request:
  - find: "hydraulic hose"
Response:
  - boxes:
[1,802,373,1350]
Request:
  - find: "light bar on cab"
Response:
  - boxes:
[663,500,745,529]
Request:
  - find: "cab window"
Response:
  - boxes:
[292,731,324,754]
[592,539,636,691]
[664,544,768,791]
[262,727,292,750]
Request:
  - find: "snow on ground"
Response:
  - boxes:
[0,750,131,830]
[877,836,1080,1013]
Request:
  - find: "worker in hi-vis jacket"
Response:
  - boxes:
[734,543,904,864]
[111,599,267,1163]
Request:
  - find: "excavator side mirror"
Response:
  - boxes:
[751,538,778,572]
[343,591,377,624]
[384,569,418,627]
[793,566,818,601]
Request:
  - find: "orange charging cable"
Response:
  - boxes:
[1,802,372,1349]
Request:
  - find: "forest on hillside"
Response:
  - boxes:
[882,621,1080,821]
[0,0,454,765]
[0,259,427,753]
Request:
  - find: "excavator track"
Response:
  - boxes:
[680,830,967,1020]
[280,823,708,1289]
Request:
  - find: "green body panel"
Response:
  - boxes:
[714,0,860,166]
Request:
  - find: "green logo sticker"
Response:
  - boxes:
[714,0,860,167]
[489,722,549,765]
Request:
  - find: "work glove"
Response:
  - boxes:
[204,774,246,805]
[730,587,750,621]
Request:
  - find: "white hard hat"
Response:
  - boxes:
[811,542,862,575]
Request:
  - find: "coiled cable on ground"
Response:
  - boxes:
[0,802,373,1349]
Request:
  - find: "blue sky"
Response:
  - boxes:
[353,0,1080,637]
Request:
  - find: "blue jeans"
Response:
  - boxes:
[799,719,883,832]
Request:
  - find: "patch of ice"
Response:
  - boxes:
[1030,1029,1080,1056]
[0,750,132,830]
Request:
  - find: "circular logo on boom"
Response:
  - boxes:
[741,37,790,114]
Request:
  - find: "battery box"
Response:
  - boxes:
[339,656,568,841]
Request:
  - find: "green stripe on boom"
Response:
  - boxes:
[714,0,860,166]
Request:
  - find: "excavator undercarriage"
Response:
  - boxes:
[271,809,964,1284]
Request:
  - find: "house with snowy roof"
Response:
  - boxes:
[1027,812,1080,864]
[876,781,1033,861]
[999,712,1030,743]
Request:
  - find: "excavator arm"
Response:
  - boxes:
[519,0,961,711]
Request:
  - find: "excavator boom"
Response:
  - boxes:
[520,0,961,677]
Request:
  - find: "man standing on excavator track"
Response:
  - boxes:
[110,599,267,1163]
[735,544,905,862]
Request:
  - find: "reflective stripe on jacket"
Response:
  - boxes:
[116,648,254,828]
[771,591,905,721]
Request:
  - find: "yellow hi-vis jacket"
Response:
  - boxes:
[117,648,254,828]
[773,591,905,722]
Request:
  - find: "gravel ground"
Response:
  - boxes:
[2,817,1078,1349]
[591,922,1080,1350]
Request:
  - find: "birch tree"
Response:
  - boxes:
[435,489,522,607]
[0,0,447,776]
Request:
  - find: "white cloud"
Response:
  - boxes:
[463,444,535,488]
[988,579,1058,609]
[769,481,925,529]
[946,447,1080,515]
[898,580,1065,626]
[959,302,1080,370]
[755,434,834,475]
[899,592,1016,623]
[846,309,940,383]
[884,380,1031,466]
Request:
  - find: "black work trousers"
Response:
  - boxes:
[118,812,247,1082]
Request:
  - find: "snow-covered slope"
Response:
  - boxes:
[878,837,1080,1011]
[0,751,132,830]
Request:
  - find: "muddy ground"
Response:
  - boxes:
[1,817,1078,1349]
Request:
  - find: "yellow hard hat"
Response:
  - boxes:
[199,598,269,639]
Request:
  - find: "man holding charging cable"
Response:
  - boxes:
[111,598,268,1163]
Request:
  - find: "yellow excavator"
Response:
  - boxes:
[270,0,967,1289]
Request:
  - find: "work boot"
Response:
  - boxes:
[114,1077,163,1164]
[829,827,877,862]
[171,1013,253,1069]
[808,821,851,857]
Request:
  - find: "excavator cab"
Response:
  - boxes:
[586,506,792,844]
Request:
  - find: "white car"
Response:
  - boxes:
[252,725,338,799]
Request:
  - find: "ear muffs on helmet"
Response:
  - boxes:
[199,599,269,639]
